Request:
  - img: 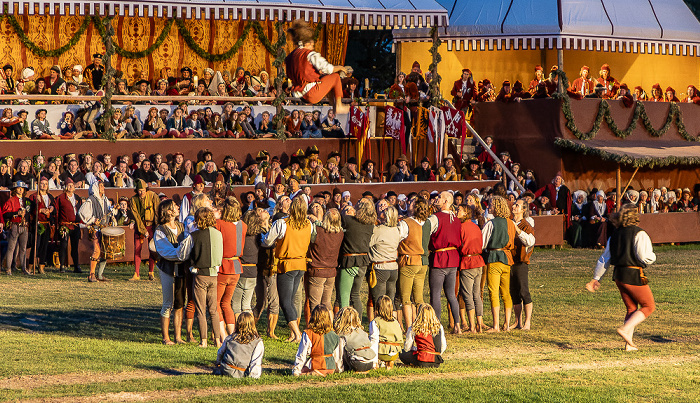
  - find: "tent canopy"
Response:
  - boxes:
[395,0,700,54]
[4,0,449,28]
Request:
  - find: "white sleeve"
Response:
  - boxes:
[481,220,494,248]
[593,238,612,280]
[262,219,286,248]
[334,337,345,373]
[397,220,409,241]
[428,215,439,235]
[517,225,536,248]
[77,200,95,225]
[292,332,311,376]
[179,197,190,223]
[248,341,264,379]
[634,231,656,265]
[438,326,447,354]
[176,235,194,262]
[307,51,335,75]
[154,228,182,261]
[404,327,416,351]
[368,320,379,356]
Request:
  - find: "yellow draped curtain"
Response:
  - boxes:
[0,14,349,83]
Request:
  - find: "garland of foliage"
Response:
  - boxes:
[1,10,90,58]
[92,16,174,59]
[554,137,700,168]
[7,13,322,62]
[551,69,697,142]
[270,21,288,140]
[98,16,117,142]
[428,26,442,107]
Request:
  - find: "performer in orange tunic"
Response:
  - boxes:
[285,20,349,115]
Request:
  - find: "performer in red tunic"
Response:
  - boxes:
[528,65,545,95]
[450,69,476,112]
[596,64,619,99]
[285,20,349,115]
[569,66,596,97]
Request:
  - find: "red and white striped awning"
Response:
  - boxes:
[394,0,700,55]
[3,0,449,28]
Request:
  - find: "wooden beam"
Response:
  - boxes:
[620,167,640,197]
[616,164,622,211]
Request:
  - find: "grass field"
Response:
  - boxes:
[1,246,699,402]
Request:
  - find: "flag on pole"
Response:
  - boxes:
[350,106,371,162]
[428,106,446,165]
[441,106,467,163]
[384,105,406,155]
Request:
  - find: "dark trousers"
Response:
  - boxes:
[277,270,304,323]
[369,269,398,306]
[59,227,81,269]
[30,226,52,266]
[429,267,460,326]
[510,262,532,305]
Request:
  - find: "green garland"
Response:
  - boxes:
[98,16,117,142]
[553,69,697,142]
[428,26,442,107]
[554,137,700,168]
[175,18,252,62]
[270,21,288,140]
[1,11,90,58]
[92,16,174,59]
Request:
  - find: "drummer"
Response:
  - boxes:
[78,181,114,282]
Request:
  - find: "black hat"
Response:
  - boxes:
[93,53,103,59]
[135,79,149,87]
[421,157,430,164]
[35,108,47,116]
[347,157,357,165]
[308,145,319,155]
[16,109,28,116]
[386,191,398,198]
[181,67,192,74]
[50,65,61,73]
[362,190,374,198]
[2,64,12,71]
[468,158,480,165]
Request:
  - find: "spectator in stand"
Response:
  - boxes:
[650,84,664,102]
[300,112,321,139]
[437,155,458,181]
[111,160,134,188]
[665,87,680,102]
[527,65,545,96]
[85,161,109,187]
[156,162,177,187]
[60,159,86,188]
[597,64,620,99]
[321,110,344,138]
[451,69,477,113]
[413,157,435,182]
[122,106,142,137]
[476,135,496,169]
[633,86,648,101]
[133,159,160,188]
[569,65,596,97]
[108,108,128,139]
[166,108,190,138]
[237,112,256,138]
[495,80,511,102]
[285,110,302,138]
[683,86,700,104]
[510,81,531,101]
[11,159,33,185]
[461,158,483,181]
[256,111,276,138]
[186,111,207,138]
[198,161,218,185]
[391,155,414,182]
[31,109,56,139]
[339,157,360,183]
[587,190,609,248]
[361,160,379,183]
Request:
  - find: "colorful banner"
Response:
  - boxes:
[350,106,371,162]
[441,106,467,162]
[384,105,406,155]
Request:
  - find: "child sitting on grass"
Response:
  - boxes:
[213,312,264,378]
[293,305,343,376]
[400,304,446,368]
[369,295,403,370]
[334,306,377,372]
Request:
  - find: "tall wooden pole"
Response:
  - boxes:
[616,164,622,211]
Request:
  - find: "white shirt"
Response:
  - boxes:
[593,231,656,280]
[292,49,335,98]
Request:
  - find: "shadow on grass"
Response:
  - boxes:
[0,306,161,342]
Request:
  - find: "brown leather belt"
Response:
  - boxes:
[465,253,481,257]
[343,253,367,257]
[355,346,371,351]
[379,341,403,346]
[373,260,397,265]
[490,248,506,251]
[627,266,649,284]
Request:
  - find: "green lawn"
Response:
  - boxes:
[1,247,699,402]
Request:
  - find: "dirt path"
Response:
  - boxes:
[16,355,699,403]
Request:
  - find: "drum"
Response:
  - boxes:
[101,226,126,260]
